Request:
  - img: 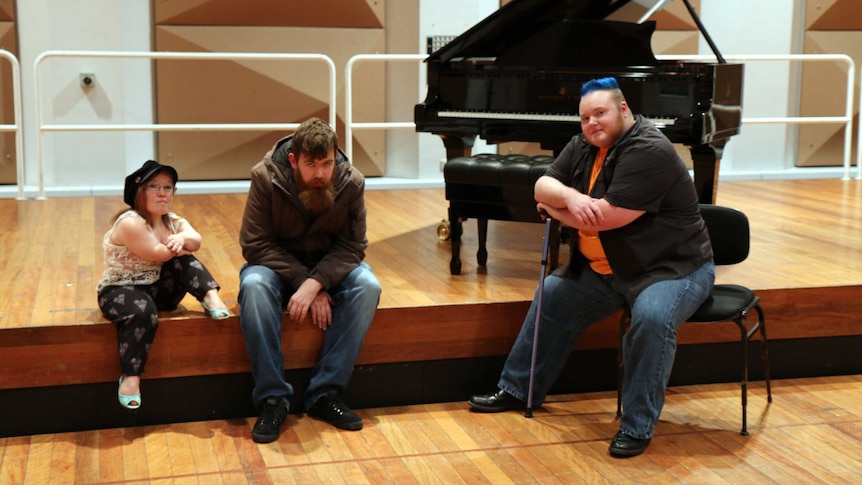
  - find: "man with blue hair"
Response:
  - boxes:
[468,77,715,457]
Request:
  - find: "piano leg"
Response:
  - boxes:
[448,208,463,275]
[690,144,722,204]
[442,135,475,276]
[440,134,476,161]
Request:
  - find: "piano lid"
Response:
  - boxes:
[427,0,676,66]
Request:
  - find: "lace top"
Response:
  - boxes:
[96,211,179,292]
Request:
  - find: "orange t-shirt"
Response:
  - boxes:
[577,147,612,275]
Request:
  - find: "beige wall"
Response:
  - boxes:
[154,0,387,180]
[797,0,861,166]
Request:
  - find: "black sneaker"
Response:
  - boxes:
[307,390,363,431]
[252,397,288,443]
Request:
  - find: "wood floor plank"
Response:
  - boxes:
[515,445,580,484]
[435,451,490,484]
[96,428,125,484]
[183,421,223,476]
[304,418,359,463]
[493,448,556,484]
[537,441,609,484]
[419,404,482,452]
[773,425,862,481]
[22,435,52,485]
[70,431,99,484]
[139,427,171,480]
[569,440,640,483]
[672,430,771,484]
[460,409,524,449]
[464,450,521,485]
[0,437,27,485]
[163,424,197,477]
[290,414,337,464]
[376,456,421,485]
[362,406,423,456]
[1,376,860,484]
[756,428,853,484]
[404,407,460,454]
[45,434,78,484]
[402,453,465,484]
[337,411,398,461]
[208,419,245,475]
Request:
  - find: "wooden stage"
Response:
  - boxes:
[1,178,861,436]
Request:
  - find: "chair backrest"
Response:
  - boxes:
[699,204,750,266]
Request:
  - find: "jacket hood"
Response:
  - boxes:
[270,135,349,168]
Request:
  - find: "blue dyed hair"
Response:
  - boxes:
[580,77,620,96]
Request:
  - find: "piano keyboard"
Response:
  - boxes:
[438,110,676,128]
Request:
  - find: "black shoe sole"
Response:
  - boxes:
[468,402,518,413]
[307,413,364,431]
[334,420,363,431]
[609,447,648,458]
[468,398,528,413]
[252,432,279,444]
[609,437,650,458]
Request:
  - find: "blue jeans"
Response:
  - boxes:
[238,262,380,409]
[498,260,714,439]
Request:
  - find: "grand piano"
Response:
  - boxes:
[415,0,743,205]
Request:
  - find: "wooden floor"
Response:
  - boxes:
[2,177,861,329]
[1,374,859,484]
[1,179,862,392]
[1,179,861,482]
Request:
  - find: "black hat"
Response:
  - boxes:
[124,160,179,207]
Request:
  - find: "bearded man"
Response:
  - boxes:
[238,117,380,443]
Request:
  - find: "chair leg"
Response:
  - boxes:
[755,304,773,403]
[736,317,750,436]
[616,311,628,418]
[548,220,561,271]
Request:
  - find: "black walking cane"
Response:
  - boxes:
[526,212,553,418]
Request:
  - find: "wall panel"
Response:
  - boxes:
[797,0,860,167]
[154,0,386,180]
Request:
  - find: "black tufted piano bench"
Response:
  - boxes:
[442,153,562,275]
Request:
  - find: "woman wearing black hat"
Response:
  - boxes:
[96,160,230,409]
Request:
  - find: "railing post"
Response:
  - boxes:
[344,54,427,163]
[0,50,25,199]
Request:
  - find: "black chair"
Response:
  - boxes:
[616,204,772,435]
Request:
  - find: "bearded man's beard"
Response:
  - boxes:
[296,172,336,213]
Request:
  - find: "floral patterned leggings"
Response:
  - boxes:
[97,255,221,377]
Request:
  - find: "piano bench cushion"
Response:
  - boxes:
[444,154,554,209]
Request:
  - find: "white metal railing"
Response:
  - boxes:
[344,53,859,180]
[344,54,427,162]
[857,66,862,180]
[663,54,857,179]
[0,49,25,199]
[34,50,337,199]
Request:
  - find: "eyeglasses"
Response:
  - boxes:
[144,183,175,194]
